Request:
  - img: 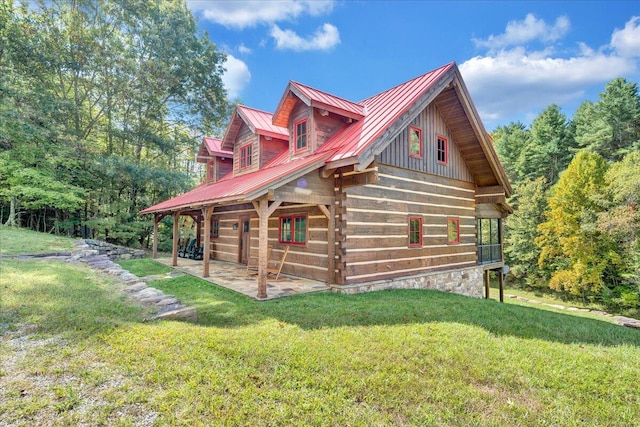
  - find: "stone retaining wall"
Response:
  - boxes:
[332,266,484,298]
[77,239,145,261]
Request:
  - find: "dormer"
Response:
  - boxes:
[196,137,233,184]
[273,81,365,159]
[221,105,288,177]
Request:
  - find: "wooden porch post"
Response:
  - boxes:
[318,203,336,285]
[195,212,202,248]
[484,269,490,299]
[257,198,269,299]
[498,268,504,302]
[202,206,213,278]
[152,214,159,259]
[172,211,180,267]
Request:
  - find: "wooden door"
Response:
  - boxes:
[239,218,250,264]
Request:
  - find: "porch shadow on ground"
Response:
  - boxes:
[153,257,330,300]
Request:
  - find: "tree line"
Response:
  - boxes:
[494,78,640,311]
[0,0,230,248]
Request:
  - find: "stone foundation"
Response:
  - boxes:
[331,266,484,298]
[74,239,145,261]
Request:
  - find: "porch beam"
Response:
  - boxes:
[257,197,269,299]
[171,211,181,267]
[274,191,334,206]
[202,206,214,278]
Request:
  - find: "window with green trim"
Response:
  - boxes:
[279,215,307,245]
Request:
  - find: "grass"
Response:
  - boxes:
[116,258,173,278]
[0,225,75,255]
[2,256,639,426]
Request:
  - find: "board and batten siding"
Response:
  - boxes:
[377,103,474,183]
[340,164,477,284]
[233,122,259,176]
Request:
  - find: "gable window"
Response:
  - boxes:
[447,217,460,244]
[408,216,423,247]
[239,144,252,169]
[294,119,308,152]
[207,159,215,182]
[211,219,219,238]
[280,215,307,245]
[409,126,422,158]
[436,136,448,164]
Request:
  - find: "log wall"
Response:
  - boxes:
[338,164,478,285]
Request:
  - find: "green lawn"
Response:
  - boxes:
[1,257,639,426]
[0,225,76,255]
[116,258,173,278]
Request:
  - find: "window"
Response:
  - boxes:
[211,219,219,238]
[477,218,501,263]
[279,215,307,245]
[239,144,252,169]
[436,136,448,164]
[409,126,422,158]
[408,216,423,247]
[294,119,308,151]
[447,217,460,244]
[207,160,215,182]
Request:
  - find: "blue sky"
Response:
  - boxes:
[186,1,640,131]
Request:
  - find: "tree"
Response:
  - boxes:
[491,122,531,186]
[575,78,640,162]
[520,105,575,186]
[536,151,613,300]
[595,151,640,308]
[503,178,548,288]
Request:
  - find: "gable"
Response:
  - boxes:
[378,103,473,182]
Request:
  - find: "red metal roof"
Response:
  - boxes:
[238,105,288,139]
[204,137,232,156]
[289,81,365,118]
[141,62,469,215]
[318,62,455,162]
[140,150,331,214]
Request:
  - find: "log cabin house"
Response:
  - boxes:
[140,62,512,299]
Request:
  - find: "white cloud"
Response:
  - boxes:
[462,15,639,127]
[221,54,251,99]
[611,16,640,57]
[473,14,570,50]
[188,0,334,29]
[270,23,340,51]
[237,43,252,55]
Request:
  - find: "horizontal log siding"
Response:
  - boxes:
[378,103,474,182]
[205,204,256,263]
[249,206,330,281]
[342,164,477,284]
[233,123,259,176]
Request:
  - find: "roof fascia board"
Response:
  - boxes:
[356,67,457,169]
[221,108,242,151]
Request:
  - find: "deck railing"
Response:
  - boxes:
[477,243,502,264]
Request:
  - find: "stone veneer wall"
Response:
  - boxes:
[78,239,145,261]
[331,266,484,298]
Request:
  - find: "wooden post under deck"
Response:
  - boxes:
[171,211,180,267]
[257,198,269,299]
[152,214,159,259]
[484,269,490,299]
[202,206,213,278]
[498,268,504,302]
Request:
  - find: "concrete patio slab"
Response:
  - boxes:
[153,257,330,300]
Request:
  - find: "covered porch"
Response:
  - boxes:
[154,256,330,300]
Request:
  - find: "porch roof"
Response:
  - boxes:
[140,150,331,215]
